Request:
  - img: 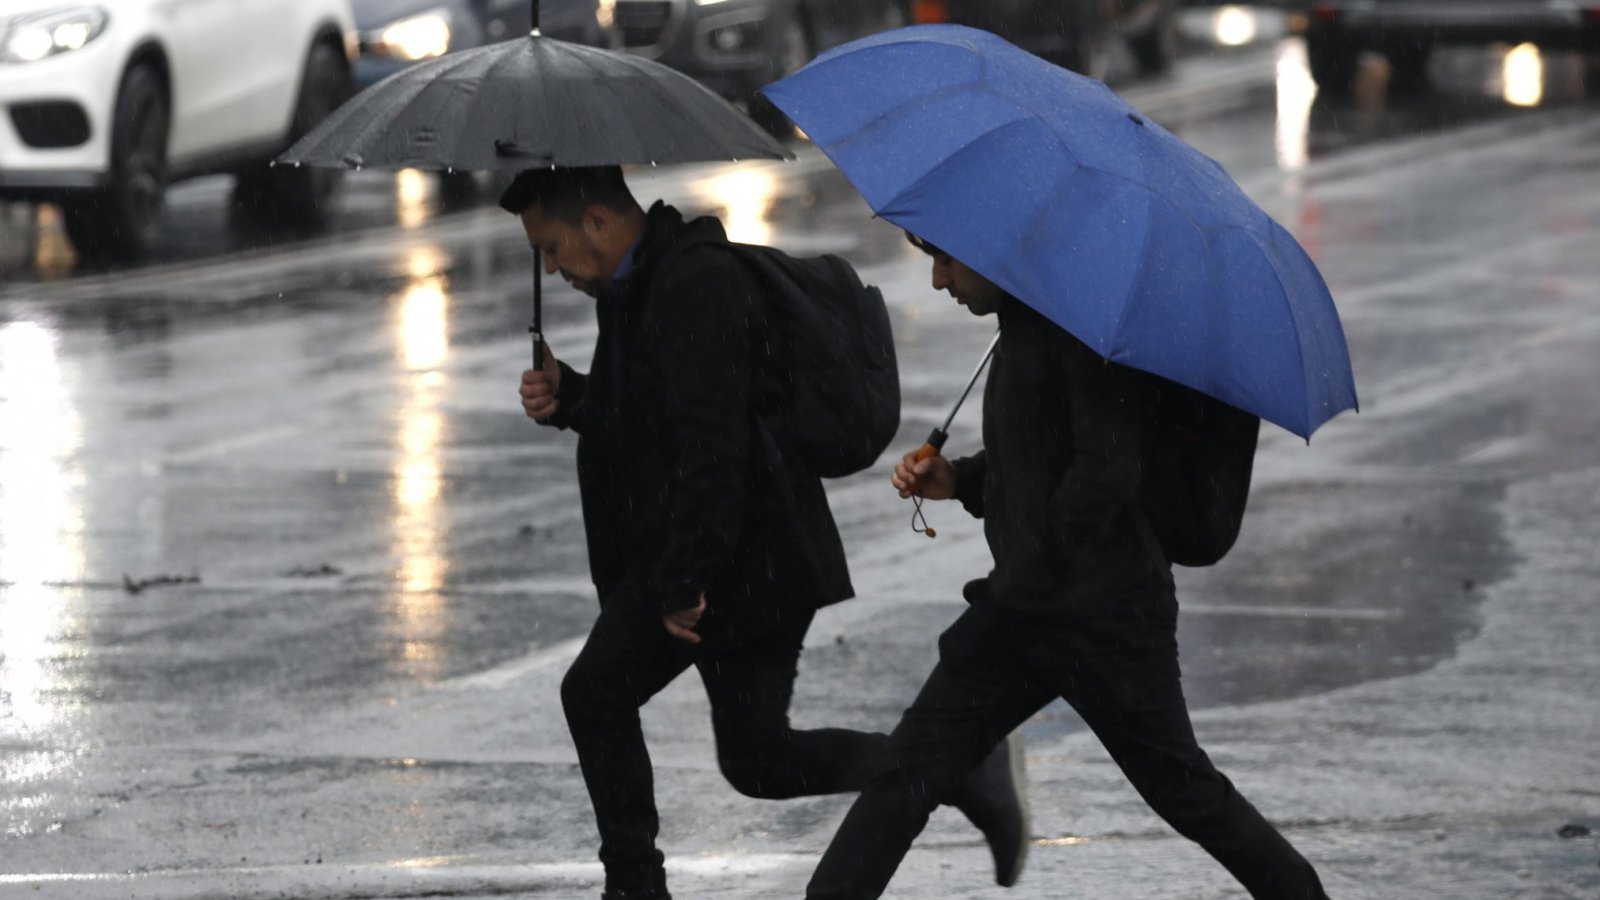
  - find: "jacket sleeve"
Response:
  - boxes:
[1047,336,1145,552]
[951,451,987,518]
[637,250,759,615]
[540,359,589,432]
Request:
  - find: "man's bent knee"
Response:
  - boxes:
[719,754,809,799]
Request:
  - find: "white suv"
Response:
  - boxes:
[0,1,356,261]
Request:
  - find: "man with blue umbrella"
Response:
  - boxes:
[760,24,1354,900]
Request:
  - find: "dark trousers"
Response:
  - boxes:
[807,571,1328,900]
[561,600,886,896]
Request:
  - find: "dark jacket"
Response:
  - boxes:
[951,300,1166,616]
[541,202,853,646]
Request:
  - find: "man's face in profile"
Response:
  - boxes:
[520,203,614,299]
[908,233,1007,317]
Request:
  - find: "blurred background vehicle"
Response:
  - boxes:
[351,0,621,200]
[613,0,912,135]
[1303,0,1600,93]
[0,0,356,262]
[351,0,619,89]
[911,0,1181,80]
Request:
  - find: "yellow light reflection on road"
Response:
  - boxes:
[396,169,435,230]
[1276,39,1317,172]
[1502,43,1544,107]
[701,167,780,246]
[32,205,77,279]
[1213,6,1259,47]
[0,321,85,736]
[388,247,453,679]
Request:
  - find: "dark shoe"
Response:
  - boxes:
[601,889,671,900]
[952,730,1030,887]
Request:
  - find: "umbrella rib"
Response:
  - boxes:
[824,81,983,161]
[612,50,745,160]
[577,47,655,163]
[1255,225,1323,436]
[345,50,486,167]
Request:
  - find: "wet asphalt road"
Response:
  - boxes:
[3,19,1600,900]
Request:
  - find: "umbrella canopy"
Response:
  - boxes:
[761,25,1357,439]
[278,17,790,170]
[277,5,791,374]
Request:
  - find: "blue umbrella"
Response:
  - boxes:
[761,25,1357,439]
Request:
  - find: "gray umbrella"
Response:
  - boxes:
[276,2,792,367]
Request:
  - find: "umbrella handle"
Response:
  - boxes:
[914,427,949,462]
[908,428,949,539]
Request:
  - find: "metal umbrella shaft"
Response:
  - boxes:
[909,329,999,539]
[915,329,1000,462]
[531,248,544,370]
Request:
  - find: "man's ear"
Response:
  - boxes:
[581,204,614,242]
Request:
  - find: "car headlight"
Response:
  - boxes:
[370,9,452,61]
[0,6,109,65]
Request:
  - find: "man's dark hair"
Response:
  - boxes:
[498,166,637,224]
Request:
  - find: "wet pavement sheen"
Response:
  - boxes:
[3,25,1599,900]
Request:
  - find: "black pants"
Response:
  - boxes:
[807,571,1328,900]
[561,600,885,896]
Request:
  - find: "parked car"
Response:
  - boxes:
[913,0,1180,80]
[351,0,619,91]
[0,0,357,261]
[613,0,911,134]
[1303,0,1600,93]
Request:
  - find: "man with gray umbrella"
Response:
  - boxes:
[506,165,1027,900]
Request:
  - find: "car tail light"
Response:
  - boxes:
[913,0,950,25]
[1311,6,1340,23]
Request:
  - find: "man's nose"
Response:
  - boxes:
[930,262,951,292]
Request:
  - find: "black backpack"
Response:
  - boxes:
[1138,377,1261,567]
[661,238,901,478]
[733,244,901,478]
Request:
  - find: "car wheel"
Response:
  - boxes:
[438,169,481,211]
[61,64,168,263]
[748,13,813,139]
[1306,26,1361,94]
[1386,40,1432,93]
[234,42,350,230]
